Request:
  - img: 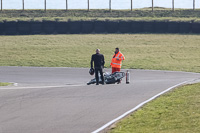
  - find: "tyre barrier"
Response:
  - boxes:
[43,21,56,34]
[1,20,200,35]
[94,21,106,33]
[18,21,31,35]
[179,22,192,33]
[119,21,131,33]
[168,22,180,33]
[191,22,200,33]
[69,21,82,34]
[0,22,4,35]
[143,21,155,33]
[30,21,43,34]
[106,21,119,33]
[4,21,18,35]
[82,21,94,33]
[55,21,69,34]
[131,21,143,33]
[155,21,168,33]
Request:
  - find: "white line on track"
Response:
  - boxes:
[0,84,86,90]
[92,79,196,133]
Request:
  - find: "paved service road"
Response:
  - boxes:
[0,66,199,133]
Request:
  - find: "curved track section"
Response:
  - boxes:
[0,67,199,133]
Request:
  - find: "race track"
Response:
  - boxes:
[0,66,199,133]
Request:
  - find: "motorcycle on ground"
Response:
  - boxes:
[87,72,125,85]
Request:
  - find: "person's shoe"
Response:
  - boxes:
[102,82,105,85]
[117,79,121,84]
[96,83,99,85]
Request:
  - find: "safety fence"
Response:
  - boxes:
[0,0,200,11]
[0,20,200,35]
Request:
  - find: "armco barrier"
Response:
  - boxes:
[94,21,106,33]
[131,21,143,33]
[4,21,18,35]
[82,21,94,33]
[155,21,168,33]
[179,22,192,33]
[55,21,69,34]
[143,21,155,33]
[119,21,131,33]
[0,22,4,35]
[191,22,200,33]
[168,22,180,33]
[106,21,119,33]
[18,21,31,35]
[69,21,82,34]
[30,21,43,34]
[43,21,56,34]
[1,20,200,35]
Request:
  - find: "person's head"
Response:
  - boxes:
[115,47,119,54]
[96,49,100,54]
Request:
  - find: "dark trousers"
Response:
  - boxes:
[95,68,104,84]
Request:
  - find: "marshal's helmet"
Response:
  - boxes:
[89,68,95,75]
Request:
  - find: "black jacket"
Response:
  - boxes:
[91,53,105,68]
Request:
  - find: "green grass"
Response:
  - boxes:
[1,9,200,22]
[0,34,199,72]
[108,83,200,133]
[0,32,199,133]
[0,82,11,86]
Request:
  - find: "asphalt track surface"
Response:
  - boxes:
[0,66,200,133]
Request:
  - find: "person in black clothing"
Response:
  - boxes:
[91,49,105,85]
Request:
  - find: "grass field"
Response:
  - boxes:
[0,34,199,72]
[0,34,199,132]
[108,83,200,133]
[1,8,199,132]
[1,9,200,22]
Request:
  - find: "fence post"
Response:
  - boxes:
[109,0,111,12]
[66,0,68,10]
[152,0,154,12]
[131,0,132,11]
[22,0,24,10]
[88,0,89,11]
[193,0,195,10]
[44,0,46,11]
[1,0,2,11]
[172,0,174,11]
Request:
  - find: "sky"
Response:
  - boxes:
[1,0,199,9]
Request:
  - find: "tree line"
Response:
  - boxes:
[0,0,197,11]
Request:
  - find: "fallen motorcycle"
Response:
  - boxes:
[87,72,125,85]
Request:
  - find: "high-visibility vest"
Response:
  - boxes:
[110,52,125,68]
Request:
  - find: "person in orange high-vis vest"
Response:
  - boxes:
[110,48,125,74]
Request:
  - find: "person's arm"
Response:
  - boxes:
[117,53,125,61]
[91,55,94,68]
[121,53,125,60]
[117,58,122,61]
[102,55,105,68]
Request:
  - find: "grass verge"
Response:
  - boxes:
[1,9,200,22]
[108,83,200,133]
[0,82,11,86]
[0,34,199,72]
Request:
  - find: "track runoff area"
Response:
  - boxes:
[0,67,200,133]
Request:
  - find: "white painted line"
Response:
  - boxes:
[92,80,193,133]
[0,84,86,90]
